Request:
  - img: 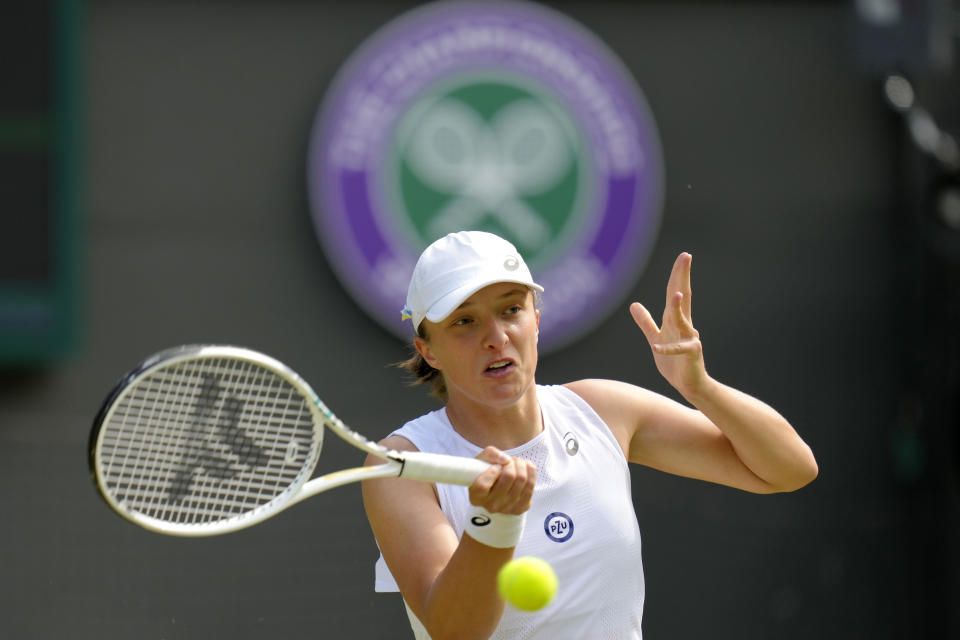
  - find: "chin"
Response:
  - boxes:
[487,378,536,406]
[451,376,534,410]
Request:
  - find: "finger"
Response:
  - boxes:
[487,459,537,514]
[664,253,685,310]
[629,302,660,345]
[476,446,510,466]
[664,253,693,321]
[517,460,536,511]
[500,460,536,514]
[469,463,503,502]
[668,291,696,333]
[484,459,521,512]
[679,253,693,321]
[469,448,510,499]
[652,338,702,357]
[505,460,536,514]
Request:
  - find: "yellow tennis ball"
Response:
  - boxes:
[497,556,558,611]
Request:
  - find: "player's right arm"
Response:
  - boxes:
[362,436,535,640]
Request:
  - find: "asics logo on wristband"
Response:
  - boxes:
[471,515,492,527]
[466,508,525,548]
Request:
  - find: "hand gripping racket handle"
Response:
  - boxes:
[398,451,493,485]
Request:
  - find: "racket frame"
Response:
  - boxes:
[89,345,488,536]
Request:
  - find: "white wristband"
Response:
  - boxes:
[464,505,526,549]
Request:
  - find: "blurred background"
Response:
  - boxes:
[2,0,959,637]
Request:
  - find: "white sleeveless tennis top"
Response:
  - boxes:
[374,384,644,639]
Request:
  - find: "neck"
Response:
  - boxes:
[444,384,542,451]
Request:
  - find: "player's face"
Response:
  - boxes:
[416,283,539,410]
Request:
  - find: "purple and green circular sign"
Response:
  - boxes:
[308,0,663,353]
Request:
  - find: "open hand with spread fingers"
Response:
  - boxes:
[630,252,708,397]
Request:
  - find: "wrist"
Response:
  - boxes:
[679,371,717,406]
[464,505,526,548]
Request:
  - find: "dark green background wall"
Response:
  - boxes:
[2,1,958,638]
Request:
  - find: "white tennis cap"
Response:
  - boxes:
[402,231,544,331]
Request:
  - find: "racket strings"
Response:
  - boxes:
[97,356,319,526]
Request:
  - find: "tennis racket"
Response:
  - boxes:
[89,344,490,537]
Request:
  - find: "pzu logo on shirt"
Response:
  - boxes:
[544,512,574,542]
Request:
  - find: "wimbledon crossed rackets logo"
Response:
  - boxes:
[167,374,269,503]
[308,1,663,353]
[391,82,586,256]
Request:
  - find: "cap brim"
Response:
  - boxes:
[424,278,544,324]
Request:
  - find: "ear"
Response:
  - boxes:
[414,336,442,370]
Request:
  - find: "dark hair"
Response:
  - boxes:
[396,323,448,402]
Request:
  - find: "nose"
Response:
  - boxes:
[482,317,509,350]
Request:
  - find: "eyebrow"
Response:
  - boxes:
[454,288,529,311]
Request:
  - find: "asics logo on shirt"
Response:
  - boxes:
[563,431,579,456]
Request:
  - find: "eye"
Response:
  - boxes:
[451,316,472,326]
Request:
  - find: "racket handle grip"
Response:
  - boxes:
[399,451,492,486]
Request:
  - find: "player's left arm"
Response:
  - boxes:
[567,377,817,494]
[565,253,817,494]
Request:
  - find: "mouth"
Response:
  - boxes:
[484,359,515,376]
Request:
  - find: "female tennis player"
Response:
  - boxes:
[362,231,818,639]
